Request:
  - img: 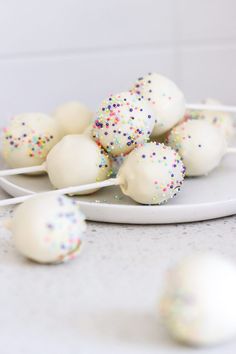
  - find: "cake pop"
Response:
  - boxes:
[186,98,235,143]
[0,134,111,194]
[53,101,93,136]
[2,113,61,169]
[166,119,227,176]
[160,253,236,346]
[117,142,185,204]
[92,91,155,156]
[12,194,86,264]
[46,134,111,193]
[131,73,186,137]
[0,143,185,206]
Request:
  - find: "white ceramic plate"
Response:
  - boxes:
[0,154,236,224]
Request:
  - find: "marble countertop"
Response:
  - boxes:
[1,188,236,354]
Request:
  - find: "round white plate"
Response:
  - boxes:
[0,154,236,224]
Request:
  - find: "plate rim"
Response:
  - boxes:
[0,175,236,211]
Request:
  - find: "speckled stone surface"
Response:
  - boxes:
[1,187,236,354]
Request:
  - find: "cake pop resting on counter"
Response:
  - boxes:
[11,194,86,264]
[160,253,236,346]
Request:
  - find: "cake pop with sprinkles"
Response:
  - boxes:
[0,134,112,194]
[52,101,93,136]
[166,119,227,176]
[117,142,185,204]
[131,73,186,137]
[92,91,155,156]
[160,253,236,346]
[0,142,185,207]
[186,98,235,143]
[12,194,86,264]
[2,113,61,169]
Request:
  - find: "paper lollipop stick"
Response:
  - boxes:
[187,103,236,114]
[0,178,119,207]
[0,163,46,177]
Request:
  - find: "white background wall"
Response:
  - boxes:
[0,0,235,124]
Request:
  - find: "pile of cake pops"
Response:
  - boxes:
[1,73,235,207]
[0,72,235,265]
[2,74,236,349]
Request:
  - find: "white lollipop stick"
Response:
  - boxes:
[0,163,45,177]
[0,178,120,207]
[187,103,236,114]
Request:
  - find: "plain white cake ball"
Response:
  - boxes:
[53,101,93,136]
[160,253,236,346]
[12,194,86,264]
[167,119,227,176]
[187,98,235,143]
[2,113,61,169]
[46,134,111,194]
[132,73,186,137]
[92,91,155,156]
[117,142,185,204]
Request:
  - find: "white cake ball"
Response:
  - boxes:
[117,142,185,204]
[187,98,235,143]
[53,101,93,136]
[2,113,61,169]
[167,119,227,176]
[160,253,236,346]
[92,91,155,156]
[12,194,86,264]
[132,73,186,137]
[46,134,111,194]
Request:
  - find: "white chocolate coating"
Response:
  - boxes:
[167,119,227,176]
[117,142,185,204]
[12,194,86,264]
[160,254,236,346]
[53,101,93,136]
[92,91,155,156]
[186,98,235,143]
[132,73,186,137]
[2,113,61,169]
[46,134,111,194]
